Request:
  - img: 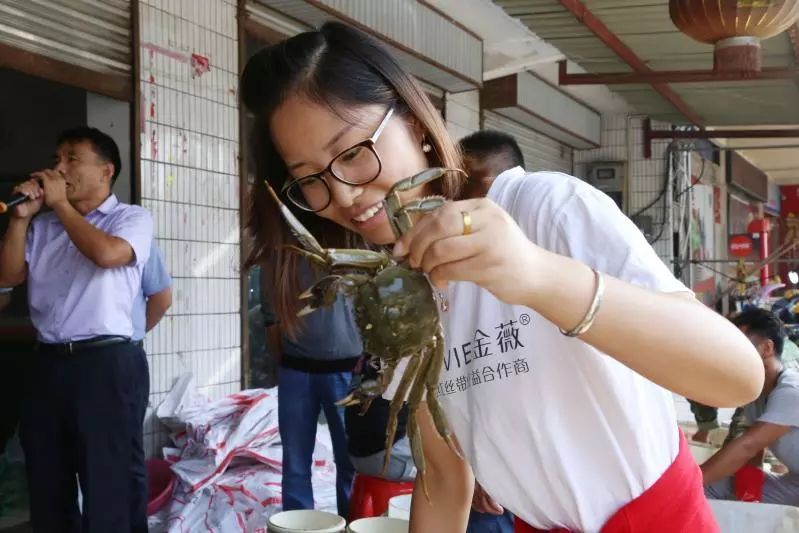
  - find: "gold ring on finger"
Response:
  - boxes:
[461,210,472,236]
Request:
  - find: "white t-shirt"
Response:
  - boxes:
[385,167,690,531]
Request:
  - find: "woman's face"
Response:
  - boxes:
[270,95,430,245]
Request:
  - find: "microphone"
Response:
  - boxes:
[0,194,30,214]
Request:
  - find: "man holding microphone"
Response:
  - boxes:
[0,127,152,532]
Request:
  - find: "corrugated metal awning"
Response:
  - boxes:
[494,0,799,126]
[483,111,573,174]
[482,71,601,149]
[247,0,482,92]
[0,0,131,75]
[0,0,132,99]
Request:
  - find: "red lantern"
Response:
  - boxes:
[670,0,799,73]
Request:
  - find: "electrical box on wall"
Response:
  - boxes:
[587,161,627,212]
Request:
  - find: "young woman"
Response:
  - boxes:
[241,22,763,532]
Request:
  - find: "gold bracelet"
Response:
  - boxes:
[559,268,604,337]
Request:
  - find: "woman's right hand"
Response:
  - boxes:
[10,178,44,219]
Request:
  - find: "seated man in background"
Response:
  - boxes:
[690,331,799,444]
[702,308,799,505]
[688,310,743,443]
[689,402,747,445]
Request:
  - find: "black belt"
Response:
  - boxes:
[280,353,360,374]
[37,335,132,355]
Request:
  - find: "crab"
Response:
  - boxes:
[264,168,463,499]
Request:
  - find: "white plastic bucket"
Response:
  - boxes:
[267,510,347,533]
[689,442,717,464]
[347,517,409,533]
[387,494,412,520]
[708,500,799,532]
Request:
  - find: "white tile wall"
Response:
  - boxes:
[139,0,241,458]
[574,115,676,264]
[446,90,480,141]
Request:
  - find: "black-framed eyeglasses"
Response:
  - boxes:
[281,106,394,212]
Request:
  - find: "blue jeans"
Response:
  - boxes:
[278,367,355,517]
[467,509,515,533]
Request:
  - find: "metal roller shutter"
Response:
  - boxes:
[0,0,131,76]
[416,77,445,113]
[245,0,309,39]
[483,111,573,175]
[244,1,447,114]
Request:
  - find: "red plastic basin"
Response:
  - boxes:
[147,458,176,516]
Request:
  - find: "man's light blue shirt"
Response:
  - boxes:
[131,241,171,341]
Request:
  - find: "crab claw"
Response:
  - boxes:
[384,168,466,238]
[298,286,315,300]
[386,167,464,195]
[296,275,355,320]
[397,196,447,216]
[297,304,317,318]
[335,393,361,407]
[295,291,325,317]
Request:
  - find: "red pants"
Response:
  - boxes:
[515,432,719,533]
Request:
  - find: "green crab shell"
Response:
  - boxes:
[353,265,440,361]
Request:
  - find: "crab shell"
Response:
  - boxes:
[352,264,440,363]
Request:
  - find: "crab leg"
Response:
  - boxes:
[424,331,460,458]
[386,167,457,195]
[381,354,423,476]
[283,244,330,269]
[379,358,398,393]
[264,181,326,257]
[407,413,428,501]
[405,348,437,502]
[284,242,390,273]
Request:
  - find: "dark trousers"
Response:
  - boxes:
[19,342,149,532]
[0,338,34,453]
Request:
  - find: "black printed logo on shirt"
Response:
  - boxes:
[438,315,531,397]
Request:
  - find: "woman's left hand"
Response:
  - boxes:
[392,198,541,306]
